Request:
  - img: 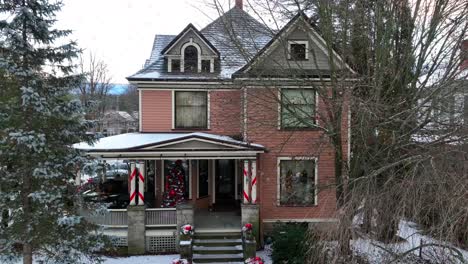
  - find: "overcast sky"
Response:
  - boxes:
[56,0,235,83]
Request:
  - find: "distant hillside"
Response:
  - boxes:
[109,84,129,95]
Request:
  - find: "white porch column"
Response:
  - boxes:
[251,160,257,204]
[129,162,137,206]
[243,160,250,204]
[137,161,145,206]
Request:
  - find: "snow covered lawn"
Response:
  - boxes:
[102,251,272,264]
[5,250,272,264]
[352,220,468,263]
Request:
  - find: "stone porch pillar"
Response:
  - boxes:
[176,202,194,251]
[127,161,147,254]
[127,206,146,254]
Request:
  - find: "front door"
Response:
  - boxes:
[215,160,236,210]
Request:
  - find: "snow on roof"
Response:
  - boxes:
[73,132,264,151]
[128,7,272,81]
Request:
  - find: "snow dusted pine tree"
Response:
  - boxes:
[0,1,106,263]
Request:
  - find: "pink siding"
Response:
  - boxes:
[140,89,241,135]
[141,90,172,132]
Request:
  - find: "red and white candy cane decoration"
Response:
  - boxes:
[251,161,257,204]
[243,160,250,204]
[136,162,145,206]
[129,162,137,206]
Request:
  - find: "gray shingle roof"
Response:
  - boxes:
[128,7,273,81]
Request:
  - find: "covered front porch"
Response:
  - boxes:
[74,132,263,254]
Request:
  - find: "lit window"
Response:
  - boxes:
[279,159,316,206]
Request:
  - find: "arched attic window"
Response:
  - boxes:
[184,45,198,73]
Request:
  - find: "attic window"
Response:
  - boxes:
[202,60,211,73]
[184,46,198,73]
[171,59,180,72]
[288,40,309,60]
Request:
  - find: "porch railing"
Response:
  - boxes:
[83,208,177,228]
[86,209,128,227]
[145,208,177,227]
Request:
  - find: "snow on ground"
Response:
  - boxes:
[352,220,468,263]
[103,250,272,264]
[5,250,272,264]
[102,254,179,264]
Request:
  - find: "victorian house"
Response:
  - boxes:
[75,0,353,260]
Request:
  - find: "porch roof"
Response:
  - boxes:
[74,132,265,159]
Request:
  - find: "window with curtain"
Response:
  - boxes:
[175,91,208,129]
[198,160,209,198]
[279,159,316,206]
[281,89,316,128]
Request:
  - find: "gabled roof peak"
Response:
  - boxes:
[160,23,219,56]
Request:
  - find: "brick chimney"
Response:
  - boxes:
[235,0,243,10]
[462,39,468,70]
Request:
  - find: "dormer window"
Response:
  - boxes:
[288,40,309,60]
[184,45,198,72]
[171,59,180,72]
[201,60,211,73]
[162,24,219,74]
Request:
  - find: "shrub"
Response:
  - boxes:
[271,222,308,264]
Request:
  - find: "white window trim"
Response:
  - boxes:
[276,157,318,207]
[172,90,210,130]
[171,90,175,129]
[138,89,142,132]
[277,88,319,130]
[287,40,309,60]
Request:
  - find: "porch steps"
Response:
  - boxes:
[192,231,244,263]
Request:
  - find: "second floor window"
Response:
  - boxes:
[175,91,208,129]
[281,89,316,129]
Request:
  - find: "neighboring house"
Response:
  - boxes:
[100,110,138,136]
[75,0,353,258]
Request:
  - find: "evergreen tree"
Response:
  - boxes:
[0,1,106,263]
